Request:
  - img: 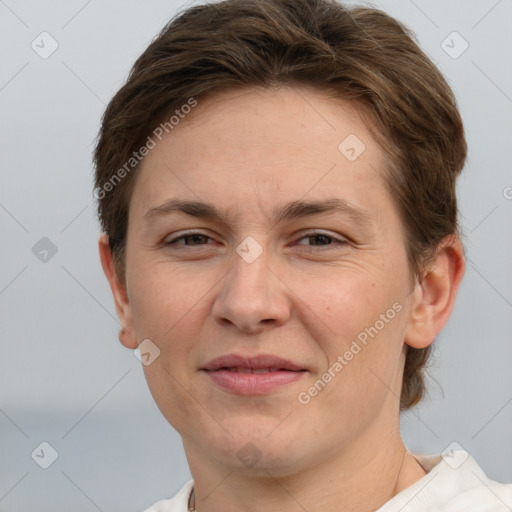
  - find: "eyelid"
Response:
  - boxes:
[295,230,348,246]
[164,229,349,246]
[164,229,215,244]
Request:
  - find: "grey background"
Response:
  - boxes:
[0,0,511,510]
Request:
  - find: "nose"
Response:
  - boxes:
[211,243,291,333]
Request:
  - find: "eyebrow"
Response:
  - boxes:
[143,198,374,229]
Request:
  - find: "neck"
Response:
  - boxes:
[185,426,427,512]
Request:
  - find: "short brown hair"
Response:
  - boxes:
[94,0,467,410]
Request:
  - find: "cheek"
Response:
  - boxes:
[303,315,406,436]
[130,263,211,431]
[295,266,398,344]
[128,259,206,341]
[141,361,203,437]
[296,265,407,397]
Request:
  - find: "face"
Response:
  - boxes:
[117,86,420,475]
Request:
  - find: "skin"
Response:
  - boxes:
[99,86,465,512]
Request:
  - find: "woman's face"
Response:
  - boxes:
[121,86,418,474]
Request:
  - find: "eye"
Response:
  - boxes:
[165,232,214,246]
[295,231,348,248]
[163,230,348,249]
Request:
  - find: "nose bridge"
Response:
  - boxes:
[234,241,270,292]
[212,237,290,330]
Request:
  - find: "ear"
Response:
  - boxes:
[404,234,465,349]
[98,233,138,349]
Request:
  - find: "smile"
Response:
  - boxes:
[201,353,308,395]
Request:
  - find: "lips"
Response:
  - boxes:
[201,353,305,372]
[222,367,282,373]
[201,353,307,395]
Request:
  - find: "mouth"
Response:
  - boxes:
[201,353,305,372]
[215,366,297,373]
[201,353,307,395]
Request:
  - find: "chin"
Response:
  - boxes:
[205,420,312,475]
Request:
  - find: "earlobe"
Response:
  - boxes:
[404,235,465,349]
[98,234,139,349]
[118,327,137,350]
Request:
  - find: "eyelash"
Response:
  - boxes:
[164,230,348,249]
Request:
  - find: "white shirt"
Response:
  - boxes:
[143,450,512,512]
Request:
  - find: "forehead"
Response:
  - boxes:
[164,86,376,158]
[129,86,390,224]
